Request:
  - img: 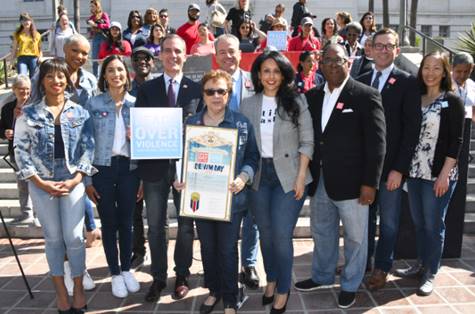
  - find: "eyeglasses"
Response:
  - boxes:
[160,15,168,18]
[320,58,348,65]
[132,15,140,19]
[364,16,374,20]
[373,43,397,51]
[133,56,152,62]
[204,88,228,96]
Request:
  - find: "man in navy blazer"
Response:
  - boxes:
[357,28,422,290]
[135,34,202,302]
[294,44,386,309]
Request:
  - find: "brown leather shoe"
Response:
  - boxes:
[366,269,388,291]
[174,276,189,300]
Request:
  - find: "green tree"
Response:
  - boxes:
[458,23,475,56]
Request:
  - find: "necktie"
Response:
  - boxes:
[228,79,239,112]
[372,71,382,90]
[168,78,176,107]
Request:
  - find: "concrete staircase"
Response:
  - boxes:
[1,128,475,238]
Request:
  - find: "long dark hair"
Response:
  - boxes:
[417,51,453,94]
[106,25,125,53]
[321,17,337,37]
[251,51,300,126]
[297,51,313,73]
[236,18,253,41]
[15,13,38,38]
[359,11,376,33]
[148,23,165,44]
[127,10,143,30]
[98,55,131,92]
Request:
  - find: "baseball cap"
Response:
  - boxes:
[188,3,200,11]
[301,17,313,26]
[132,46,154,59]
[110,21,122,31]
[272,17,287,28]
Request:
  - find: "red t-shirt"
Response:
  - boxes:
[98,40,132,60]
[288,35,321,51]
[176,22,214,54]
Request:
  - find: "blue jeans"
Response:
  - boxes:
[311,175,368,292]
[92,156,140,275]
[240,211,259,267]
[196,212,244,308]
[250,159,305,293]
[28,158,86,277]
[143,177,194,282]
[91,34,104,77]
[17,56,38,78]
[373,182,403,272]
[84,197,96,232]
[407,178,456,275]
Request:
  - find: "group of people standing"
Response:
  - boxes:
[2,2,474,314]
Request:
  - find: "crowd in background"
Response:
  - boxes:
[2,1,475,314]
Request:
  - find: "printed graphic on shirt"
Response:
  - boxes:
[261,108,276,124]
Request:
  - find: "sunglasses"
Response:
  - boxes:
[204,88,228,96]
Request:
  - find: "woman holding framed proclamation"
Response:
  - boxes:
[175,70,259,314]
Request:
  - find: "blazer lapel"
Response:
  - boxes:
[252,93,264,153]
[323,78,354,135]
[176,77,190,107]
[155,75,167,107]
[380,67,399,95]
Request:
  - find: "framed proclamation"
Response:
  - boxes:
[179,125,238,222]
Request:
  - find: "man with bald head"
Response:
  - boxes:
[294,44,386,308]
[29,33,97,105]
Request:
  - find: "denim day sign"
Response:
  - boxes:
[130,107,183,159]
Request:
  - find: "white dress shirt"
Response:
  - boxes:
[454,78,475,119]
[112,108,129,157]
[321,75,350,131]
[163,72,184,103]
[371,63,394,93]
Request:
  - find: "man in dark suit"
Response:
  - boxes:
[135,34,202,302]
[294,44,386,309]
[357,28,422,290]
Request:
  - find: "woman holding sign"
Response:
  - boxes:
[174,70,259,314]
[85,55,141,299]
[240,51,314,313]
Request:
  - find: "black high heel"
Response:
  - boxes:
[270,291,290,314]
[262,293,274,306]
[58,308,72,314]
[71,304,87,314]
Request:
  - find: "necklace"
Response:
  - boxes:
[204,111,225,127]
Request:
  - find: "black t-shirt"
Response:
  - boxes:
[226,8,252,36]
[239,37,259,52]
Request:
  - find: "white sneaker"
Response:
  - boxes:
[121,271,140,293]
[83,269,96,290]
[111,275,128,298]
[63,261,74,296]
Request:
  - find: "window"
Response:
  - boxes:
[439,25,450,38]
[421,25,433,37]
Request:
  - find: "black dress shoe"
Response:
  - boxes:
[58,309,72,314]
[174,275,190,300]
[71,304,87,314]
[145,280,166,302]
[240,266,260,289]
[199,294,221,314]
[270,291,290,314]
[262,293,274,306]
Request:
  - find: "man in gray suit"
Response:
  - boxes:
[215,34,260,289]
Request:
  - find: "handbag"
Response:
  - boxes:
[210,7,226,28]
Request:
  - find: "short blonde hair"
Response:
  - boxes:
[12,74,31,89]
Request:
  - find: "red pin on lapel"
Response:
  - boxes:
[244,79,252,89]
[336,102,344,110]
[388,77,396,85]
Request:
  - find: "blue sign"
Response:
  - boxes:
[130,108,183,159]
[267,31,288,51]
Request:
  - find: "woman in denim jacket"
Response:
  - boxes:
[14,58,96,314]
[85,55,141,299]
[175,70,259,314]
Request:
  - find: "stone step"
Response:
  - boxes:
[0,183,21,199]
[2,213,475,238]
[0,143,8,156]
[467,178,475,194]
[466,194,475,213]
[0,168,16,182]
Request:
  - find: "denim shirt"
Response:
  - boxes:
[185,107,260,213]
[14,98,97,180]
[29,68,98,107]
[85,91,136,168]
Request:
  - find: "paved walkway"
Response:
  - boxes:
[1,237,475,313]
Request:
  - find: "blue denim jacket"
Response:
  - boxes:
[29,68,98,107]
[85,91,136,168]
[185,107,260,213]
[14,98,97,180]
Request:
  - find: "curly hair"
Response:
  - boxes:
[251,51,300,126]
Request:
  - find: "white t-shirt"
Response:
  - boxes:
[112,109,129,157]
[260,95,277,158]
[454,79,475,119]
